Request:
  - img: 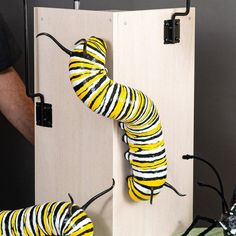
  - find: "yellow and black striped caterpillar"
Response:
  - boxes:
[37,33,185,204]
[0,179,114,235]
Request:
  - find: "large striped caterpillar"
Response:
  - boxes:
[37,33,185,204]
[0,179,114,235]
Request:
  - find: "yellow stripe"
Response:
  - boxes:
[129,179,151,200]
[69,222,94,236]
[127,178,141,202]
[43,203,52,235]
[91,81,113,111]
[125,91,144,123]
[70,62,101,70]
[12,210,20,236]
[89,38,107,53]
[126,122,162,138]
[121,88,135,121]
[128,139,165,152]
[108,85,127,119]
[76,73,105,100]
[48,203,57,235]
[64,211,87,233]
[127,98,154,129]
[130,159,167,169]
[87,80,111,108]
[133,177,166,187]
[73,47,105,64]
[0,211,8,235]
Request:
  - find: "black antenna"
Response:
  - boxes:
[164,182,186,197]
[82,179,115,210]
[183,155,227,213]
[36,32,73,56]
[23,0,52,127]
[198,182,229,213]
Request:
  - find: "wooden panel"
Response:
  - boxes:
[35,7,195,236]
[112,9,195,236]
[34,8,114,235]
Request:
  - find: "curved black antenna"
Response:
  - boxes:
[23,0,44,103]
[198,182,229,213]
[68,193,74,216]
[36,32,73,56]
[164,182,186,197]
[82,179,115,210]
[183,154,226,213]
[74,38,87,57]
[171,0,191,21]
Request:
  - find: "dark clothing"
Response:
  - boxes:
[0,13,21,72]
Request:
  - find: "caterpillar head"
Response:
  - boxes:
[61,179,115,235]
[36,33,107,67]
[73,36,107,67]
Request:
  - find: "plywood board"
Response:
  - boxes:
[35,7,195,236]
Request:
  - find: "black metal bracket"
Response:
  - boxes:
[23,0,52,127]
[36,103,52,127]
[164,0,191,44]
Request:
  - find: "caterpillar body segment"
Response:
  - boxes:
[69,36,167,203]
[0,179,115,235]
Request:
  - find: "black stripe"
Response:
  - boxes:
[72,72,101,92]
[135,103,156,127]
[126,130,163,142]
[133,167,167,174]
[129,148,166,158]
[69,60,97,67]
[52,202,65,235]
[72,52,104,66]
[131,180,158,197]
[63,214,88,234]
[89,81,112,109]
[134,175,167,181]
[133,179,165,191]
[3,211,11,236]
[40,203,50,232]
[87,42,105,57]
[129,180,146,201]
[17,209,24,235]
[102,83,118,116]
[28,206,37,235]
[131,156,166,167]
[126,114,160,133]
[105,83,121,117]
[111,85,128,119]
[81,75,107,103]
[119,86,133,121]
[78,225,94,236]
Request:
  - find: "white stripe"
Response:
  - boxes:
[62,209,84,233]
[116,86,131,120]
[133,181,162,195]
[132,169,167,179]
[128,148,166,162]
[83,78,110,106]
[129,144,166,156]
[121,89,140,122]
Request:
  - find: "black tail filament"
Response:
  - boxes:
[183,154,228,214]
[82,179,115,210]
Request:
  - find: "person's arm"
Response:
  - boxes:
[0,67,34,144]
